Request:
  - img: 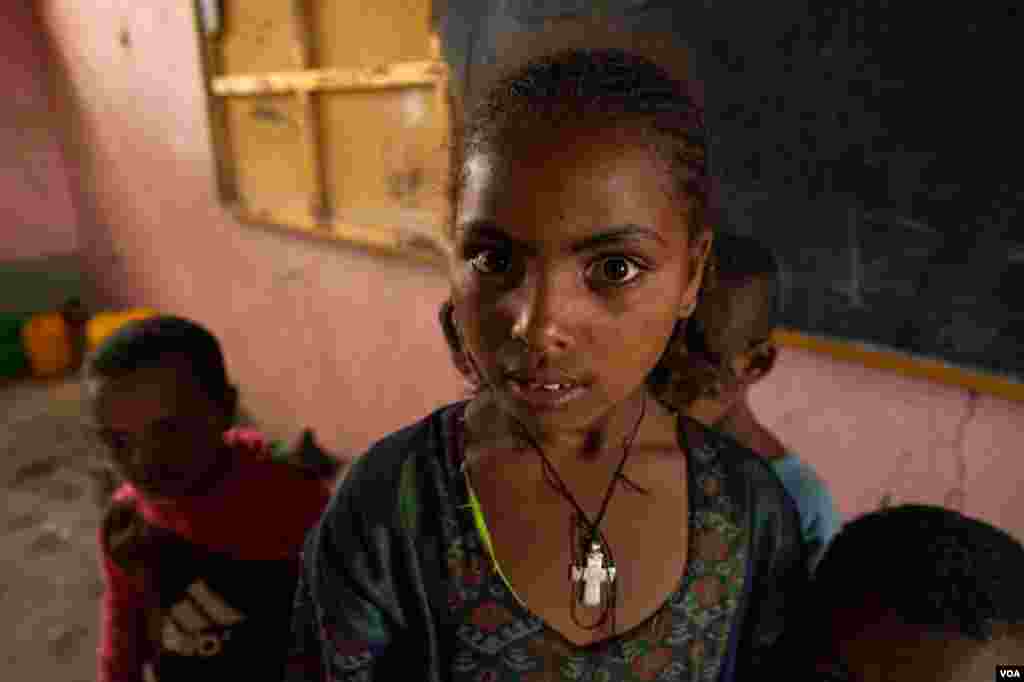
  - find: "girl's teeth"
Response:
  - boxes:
[518,379,576,391]
[537,383,572,391]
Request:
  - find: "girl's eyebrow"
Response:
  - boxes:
[570,225,667,252]
[459,219,666,252]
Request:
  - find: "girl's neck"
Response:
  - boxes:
[716,399,788,460]
[464,388,676,478]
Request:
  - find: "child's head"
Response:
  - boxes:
[812,504,1024,681]
[656,231,780,423]
[444,47,718,422]
[83,315,238,500]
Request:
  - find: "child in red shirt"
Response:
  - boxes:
[85,315,332,682]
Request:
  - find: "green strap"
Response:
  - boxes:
[268,440,290,461]
[462,468,528,609]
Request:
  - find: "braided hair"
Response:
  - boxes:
[451,46,711,230]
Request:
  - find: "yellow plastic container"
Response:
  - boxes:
[86,308,159,353]
[21,311,73,377]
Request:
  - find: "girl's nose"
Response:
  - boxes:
[509,270,576,355]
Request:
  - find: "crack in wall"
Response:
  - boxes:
[877,390,980,512]
[944,389,978,511]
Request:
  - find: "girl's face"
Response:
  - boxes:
[450,125,710,432]
[89,359,234,499]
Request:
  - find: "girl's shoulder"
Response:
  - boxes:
[680,417,809,592]
[680,416,801,522]
[322,402,464,527]
[680,416,776,479]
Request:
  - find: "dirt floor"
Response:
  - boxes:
[1,376,113,682]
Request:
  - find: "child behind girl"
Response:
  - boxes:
[811,504,1024,681]
[86,315,331,682]
[655,231,842,570]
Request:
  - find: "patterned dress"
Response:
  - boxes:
[288,402,808,681]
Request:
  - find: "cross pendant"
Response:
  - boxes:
[570,542,616,608]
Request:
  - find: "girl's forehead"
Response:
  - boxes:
[457,136,688,247]
[466,124,663,179]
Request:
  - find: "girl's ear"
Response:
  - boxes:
[439,300,461,352]
[679,230,714,318]
[439,300,478,383]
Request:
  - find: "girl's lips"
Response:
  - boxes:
[504,377,588,409]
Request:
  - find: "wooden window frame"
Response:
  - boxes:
[192,0,451,266]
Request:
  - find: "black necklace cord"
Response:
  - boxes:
[511,393,648,634]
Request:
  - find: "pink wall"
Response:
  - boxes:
[40,1,1023,541]
[40,1,464,457]
[1,3,79,260]
[752,349,1023,541]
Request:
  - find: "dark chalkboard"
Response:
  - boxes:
[717,187,1024,388]
[440,0,1023,393]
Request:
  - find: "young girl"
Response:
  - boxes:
[811,504,1024,681]
[289,48,807,681]
[655,231,842,571]
[87,316,332,682]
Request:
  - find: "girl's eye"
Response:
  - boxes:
[586,256,646,285]
[469,249,512,275]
